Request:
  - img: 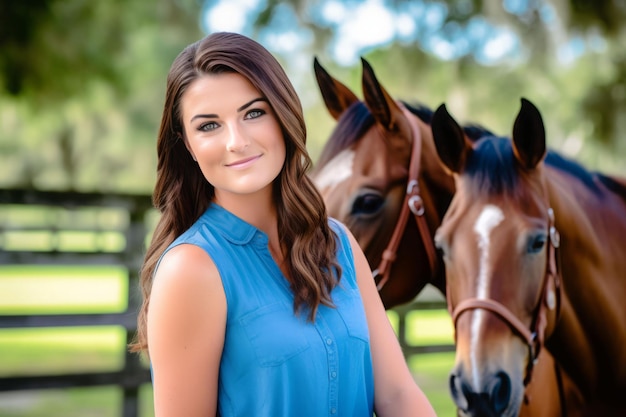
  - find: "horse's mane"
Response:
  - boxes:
[465,135,626,200]
[315,100,490,170]
[547,152,626,201]
[462,123,495,142]
[402,101,434,124]
[598,174,626,201]
[544,152,601,194]
[464,136,519,195]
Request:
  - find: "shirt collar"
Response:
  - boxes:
[201,203,266,245]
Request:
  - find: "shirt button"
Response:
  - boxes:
[326,338,333,345]
[331,371,337,379]
[330,407,337,414]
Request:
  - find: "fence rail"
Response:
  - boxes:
[0,188,153,417]
[0,188,453,416]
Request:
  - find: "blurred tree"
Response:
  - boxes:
[3,0,624,104]
[245,0,625,151]
[0,0,204,99]
[0,0,204,191]
[0,0,52,95]
[0,0,623,192]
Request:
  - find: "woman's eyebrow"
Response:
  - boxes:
[190,113,217,122]
[237,97,267,112]
[190,98,268,122]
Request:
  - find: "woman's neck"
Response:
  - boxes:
[214,189,278,236]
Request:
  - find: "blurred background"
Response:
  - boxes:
[2,0,625,192]
[1,0,624,416]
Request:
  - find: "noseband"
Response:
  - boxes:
[372,105,438,290]
[448,207,562,387]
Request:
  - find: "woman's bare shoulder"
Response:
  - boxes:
[151,243,223,308]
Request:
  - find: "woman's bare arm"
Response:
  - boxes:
[346,227,438,417]
[147,244,227,417]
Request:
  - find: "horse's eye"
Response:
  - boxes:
[527,233,547,254]
[352,194,384,216]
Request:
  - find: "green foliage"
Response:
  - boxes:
[0,0,203,100]
[316,38,625,176]
[0,0,624,193]
[0,0,204,192]
[0,0,53,95]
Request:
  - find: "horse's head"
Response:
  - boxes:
[432,99,562,417]
[311,58,454,307]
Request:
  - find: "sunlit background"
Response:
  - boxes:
[1,0,624,193]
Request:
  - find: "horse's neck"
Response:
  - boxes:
[545,169,626,398]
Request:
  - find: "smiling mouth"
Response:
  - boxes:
[226,155,261,168]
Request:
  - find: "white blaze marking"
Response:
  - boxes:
[470,204,504,388]
[313,149,355,190]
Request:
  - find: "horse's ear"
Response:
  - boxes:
[361,57,404,131]
[512,98,546,170]
[313,57,359,121]
[431,104,472,174]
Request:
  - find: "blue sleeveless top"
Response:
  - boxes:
[161,203,374,417]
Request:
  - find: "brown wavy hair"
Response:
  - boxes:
[130,32,340,353]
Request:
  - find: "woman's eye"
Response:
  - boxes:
[246,109,265,119]
[199,121,219,132]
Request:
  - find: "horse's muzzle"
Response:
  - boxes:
[450,368,520,417]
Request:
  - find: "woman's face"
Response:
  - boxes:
[181,72,286,202]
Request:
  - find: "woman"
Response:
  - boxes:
[131,32,437,417]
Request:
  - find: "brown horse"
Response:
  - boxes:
[311,60,584,417]
[311,57,453,307]
[431,98,626,416]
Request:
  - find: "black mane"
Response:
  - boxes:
[465,136,518,195]
[465,135,624,199]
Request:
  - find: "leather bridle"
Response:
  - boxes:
[372,105,438,291]
[448,207,562,387]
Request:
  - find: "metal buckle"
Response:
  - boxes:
[408,195,425,216]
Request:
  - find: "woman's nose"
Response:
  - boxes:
[225,124,250,152]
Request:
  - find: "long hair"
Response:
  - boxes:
[130,32,340,353]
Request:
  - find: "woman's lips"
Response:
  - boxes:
[225,155,261,169]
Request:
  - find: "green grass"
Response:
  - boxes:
[0,327,126,376]
[0,265,128,314]
[388,308,457,417]
[0,267,457,416]
[0,385,155,417]
[410,352,456,416]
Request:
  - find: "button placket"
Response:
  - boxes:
[314,316,338,416]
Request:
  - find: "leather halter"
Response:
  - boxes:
[372,105,438,290]
[448,207,562,387]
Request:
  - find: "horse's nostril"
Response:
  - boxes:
[449,370,513,415]
[449,373,469,411]
[490,371,512,414]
